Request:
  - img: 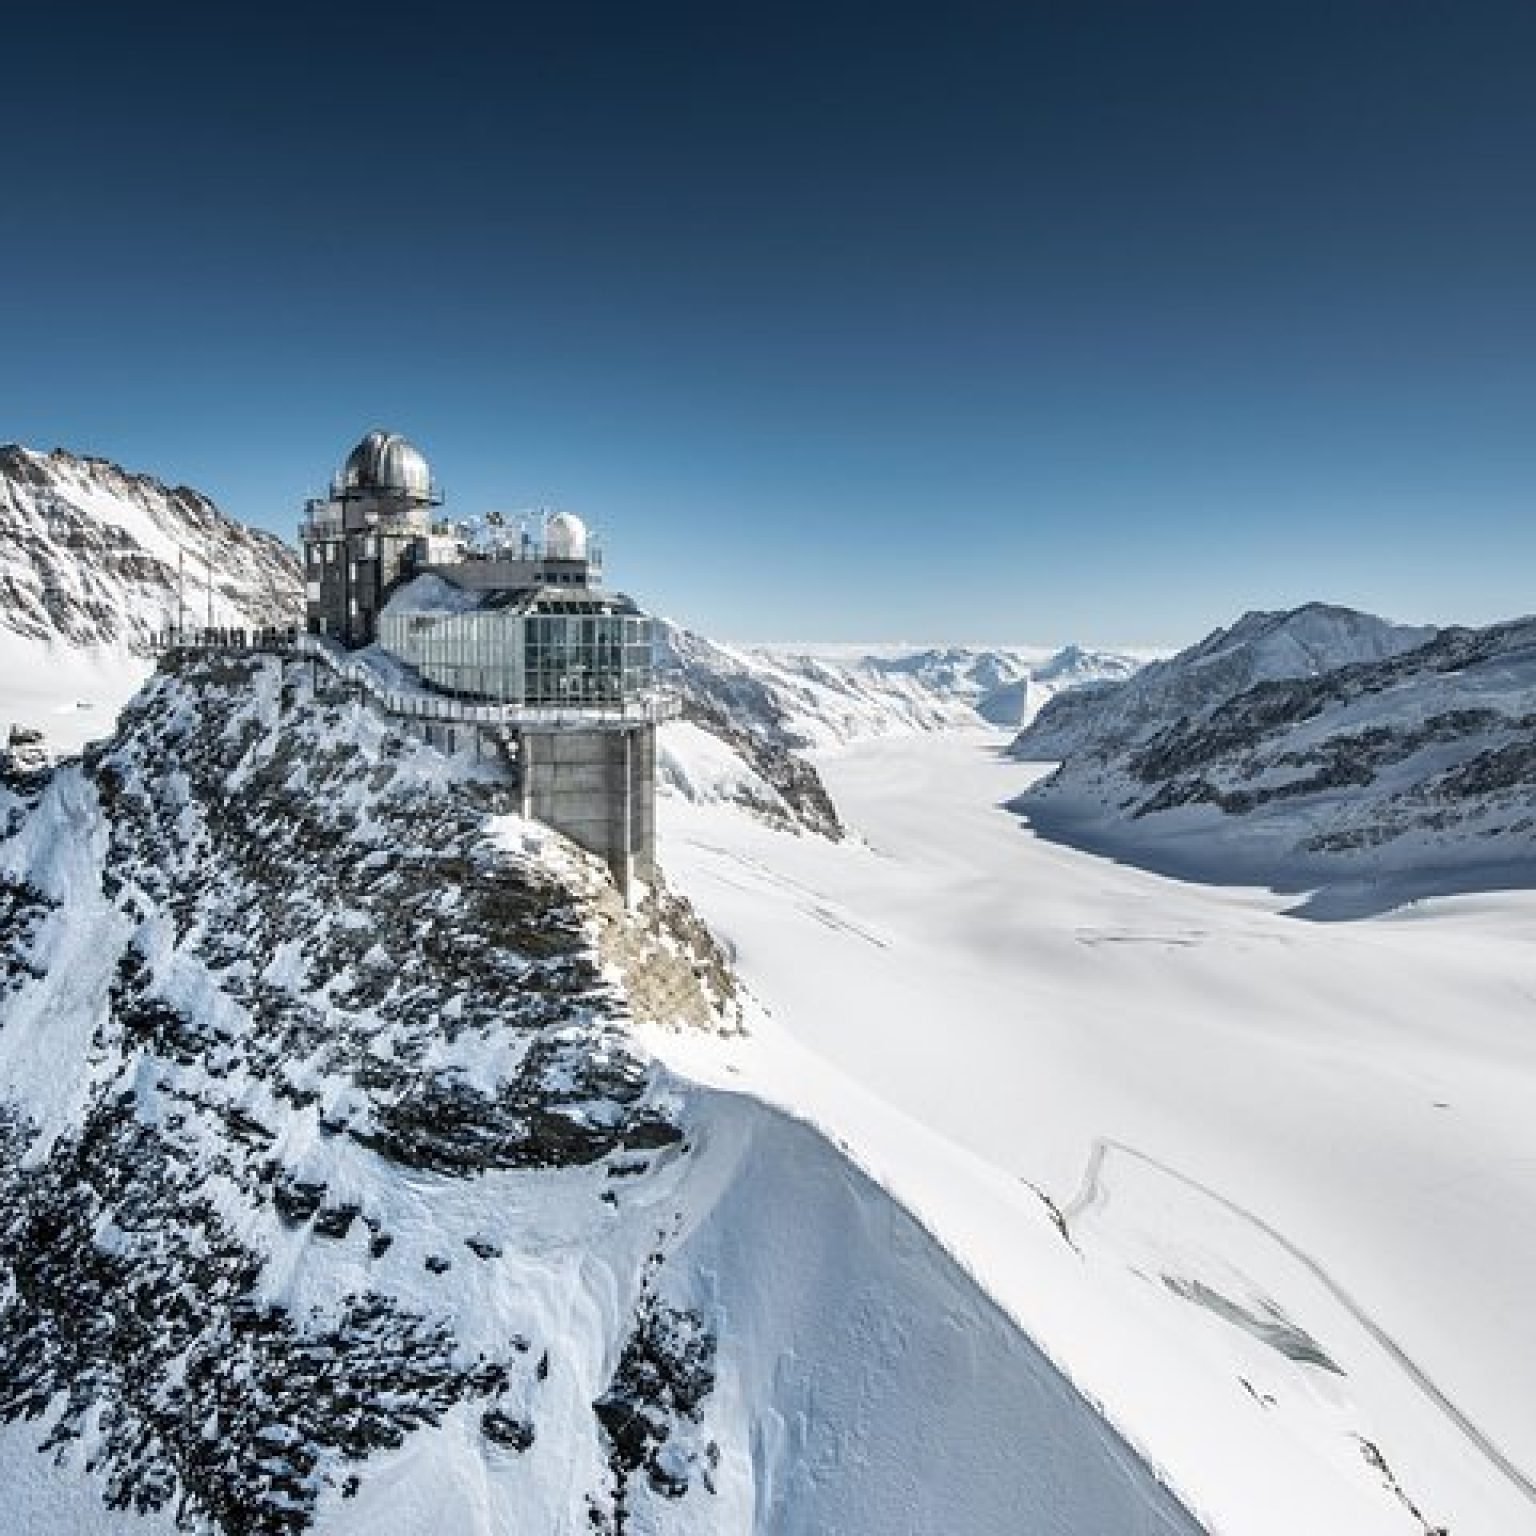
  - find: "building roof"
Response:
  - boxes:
[480,587,643,617]
[340,429,435,503]
[382,570,644,623]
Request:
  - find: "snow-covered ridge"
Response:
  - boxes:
[0,445,302,755]
[1013,601,1436,763]
[1013,604,1536,905]
[0,653,1200,1534]
[0,445,300,648]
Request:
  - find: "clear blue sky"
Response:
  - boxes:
[2,2,1532,646]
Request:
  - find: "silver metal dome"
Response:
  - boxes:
[341,429,434,502]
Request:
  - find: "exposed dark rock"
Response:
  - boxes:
[0,1102,512,1536]
[313,1204,360,1240]
[678,696,843,839]
[593,1279,717,1527]
[273,1178,329,1226]
[481,1408,536,1452]
[2,724,51,783]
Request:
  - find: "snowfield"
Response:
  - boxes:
[653,728,1536,1536]
[0,629,153,756]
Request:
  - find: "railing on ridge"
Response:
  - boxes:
[152,627,680,729]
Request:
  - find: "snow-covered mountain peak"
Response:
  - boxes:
[1014,601,1437,763]
[0,442,299,650]
[1178,601,1435,679]
[0,443,303,756]
[1033,642,1144,687]
[1012,605,1536,905]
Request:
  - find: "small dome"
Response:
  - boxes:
[545,511,589,561]
[342,429,433,501]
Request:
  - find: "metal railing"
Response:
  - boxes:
[156,626,298,653]
[296,634,679,728]
[152,628,677,729]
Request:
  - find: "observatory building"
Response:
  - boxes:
[299,430,667,893]
[301,429,447,648]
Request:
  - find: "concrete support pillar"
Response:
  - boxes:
[516,723,657,900]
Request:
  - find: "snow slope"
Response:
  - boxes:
[1013,611,1536,906]
[0,655,1199,1534]
[0,629,156,758]
[0,445,301,755]
[655,730,1536,1536]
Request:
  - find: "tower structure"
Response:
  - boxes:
[300,429,445,647]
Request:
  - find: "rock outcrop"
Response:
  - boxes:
[0,652,732,1532]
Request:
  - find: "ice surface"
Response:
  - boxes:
[0,631,153,755]
[654,728,1536,1536]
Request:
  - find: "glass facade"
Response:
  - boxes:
[378,602,653,708]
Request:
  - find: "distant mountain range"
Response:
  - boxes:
[655,623,1144,833]
[1011,602,1536,910]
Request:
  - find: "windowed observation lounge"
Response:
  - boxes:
[378,585,654,710]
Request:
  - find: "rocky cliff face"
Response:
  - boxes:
[0,652,734,1532]
[0,653,1193,1535]
[1012,609,1536,903]
[0,446,300,649]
